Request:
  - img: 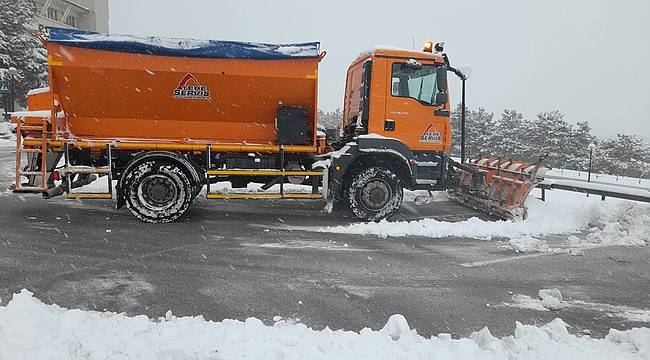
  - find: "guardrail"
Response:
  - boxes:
[538,177,650,203]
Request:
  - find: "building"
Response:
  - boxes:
[33,0,109,33]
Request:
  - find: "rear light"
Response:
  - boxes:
[53,170,60,181]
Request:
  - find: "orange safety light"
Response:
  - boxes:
[422,41,433,53]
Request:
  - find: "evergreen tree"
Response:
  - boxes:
[492,109,526,159]
[450,103,462,156]
[317,108,343,129]
[450,105,495,158]
[452,104,650,177]
[595,134,650,178]
[568,121,597,170]
[0,0,47,106]
[521,111,573,166]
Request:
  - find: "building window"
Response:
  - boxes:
[65,15,77,27]
[47,7,60,21]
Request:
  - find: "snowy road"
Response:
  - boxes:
[0,145,648,339]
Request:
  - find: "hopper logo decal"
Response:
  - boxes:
[173,73,211,100]
[419,123,442,144]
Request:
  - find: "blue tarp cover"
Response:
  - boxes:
[47,27,320,60]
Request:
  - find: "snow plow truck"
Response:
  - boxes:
[11,27,547,223]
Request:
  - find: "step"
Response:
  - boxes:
[416,161,439,167]
[13,186,45,193]
[64,166,110,174]
[18,148,44,153]
[19,126,44,131]
[66,193,112,199]
[415,179,438,185]
[206,192,323,200]
[207,169,324,177]
[19,171,45,176]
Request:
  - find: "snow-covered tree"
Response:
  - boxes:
[595,134,650,178]
[0,0,47,106]
[567,121,597,170]
[318,108,343,129]
[450,104,496,158]
[491,109,526,159]
[520,111,573,166]
[450,105,649,178]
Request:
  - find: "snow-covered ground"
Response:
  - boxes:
[0,121,15,144]
[0,290,648,360]
[503,288,650,323]
[318,190,650,252]
[546,168,650,188]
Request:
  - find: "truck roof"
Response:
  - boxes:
[46,27,321,60]
[354,46,445,64]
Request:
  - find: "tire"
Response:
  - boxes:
[348,167,403,221]
[123,159,194,223]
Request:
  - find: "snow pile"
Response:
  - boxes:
[509,236,550,253]
[1,290,649,360]
[574,203,650,247]
[506,289,650,323]
[538,289,565,310]
[508,289,566,311]
[0,121,15,143]
[321,191,650,248]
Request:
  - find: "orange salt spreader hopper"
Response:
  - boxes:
[42,29,322,146]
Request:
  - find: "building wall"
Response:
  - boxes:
[33,0,109,32]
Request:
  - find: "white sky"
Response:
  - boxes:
[109,0,650,139]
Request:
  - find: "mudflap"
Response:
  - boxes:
[449,157,548,220]
[116,182,125,209]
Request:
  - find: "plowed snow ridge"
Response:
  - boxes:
[321,191,650,247]
[1,290,648,360]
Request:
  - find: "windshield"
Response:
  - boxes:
[391,63,438,105]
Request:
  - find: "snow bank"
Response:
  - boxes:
[0,121,15,143]
[320,191,650,248]
[1,290,649,360]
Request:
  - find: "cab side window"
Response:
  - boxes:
[391,63,437,105]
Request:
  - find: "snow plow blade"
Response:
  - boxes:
[449,157,549,220]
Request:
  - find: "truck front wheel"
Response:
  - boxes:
[348,167,403,221]
[123,159,194,223]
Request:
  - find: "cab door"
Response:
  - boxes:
[379,60,450,152]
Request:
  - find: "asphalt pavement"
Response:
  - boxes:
[0,144,648,337]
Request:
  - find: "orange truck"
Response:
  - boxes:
[11,27,546,223]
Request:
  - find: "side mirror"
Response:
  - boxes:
[434,92,448,105]
[436,66,448,92]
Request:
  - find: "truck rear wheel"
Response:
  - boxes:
[348,167,403,221]
[123,159,194,223]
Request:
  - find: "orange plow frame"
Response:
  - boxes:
[450,157,549,220]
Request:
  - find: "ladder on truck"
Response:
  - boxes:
[204,145,327,200]
[14,116,49,193]
[63,142,113,199]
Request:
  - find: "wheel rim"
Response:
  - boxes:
[360,179,392,211]
[138,174,178,209]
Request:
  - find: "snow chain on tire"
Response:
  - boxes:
[123,159,194,223]
[348,167,403,221]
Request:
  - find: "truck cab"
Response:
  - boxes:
[342,46,451,152]
[329,45,454,220]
